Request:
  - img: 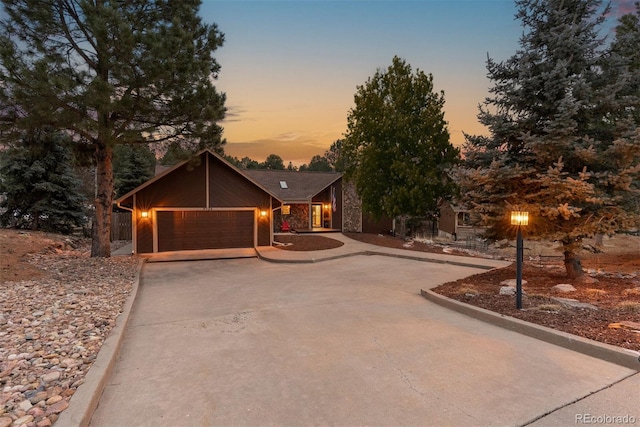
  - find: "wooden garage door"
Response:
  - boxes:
[157,210,254,252]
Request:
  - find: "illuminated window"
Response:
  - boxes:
[282,205,291,215]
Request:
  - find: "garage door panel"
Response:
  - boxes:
[157,210,254,252]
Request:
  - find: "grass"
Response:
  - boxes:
[536,304,563,313]
[616,301,640,313]
[457,287,479,296]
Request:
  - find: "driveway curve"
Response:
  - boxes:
[90,255,637,426]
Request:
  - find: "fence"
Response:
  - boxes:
[111,211,132,241]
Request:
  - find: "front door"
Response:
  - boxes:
[312,204,322,228]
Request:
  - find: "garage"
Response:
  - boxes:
[114,150,279,254]
[157,210,255,252]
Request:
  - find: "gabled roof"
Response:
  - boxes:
[114,149,282,207]
[244,169,341,203]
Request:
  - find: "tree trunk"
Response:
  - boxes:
[563,242,584,279]
[91,142,113,257]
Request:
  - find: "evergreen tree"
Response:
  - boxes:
[113,144,156,198]
[286,161,298,171]
[456,0,640,278]
[0,130,86,233]
[324,139,347,172]
[342,56,459,220]
[0,0,226,256]
[160,141,192,166]
[306,155,332,172]
[261,154,285,170]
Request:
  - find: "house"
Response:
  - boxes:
[114,150,281,254]
[438,200,484,241]
[243,169,342,233]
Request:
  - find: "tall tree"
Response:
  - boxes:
[0,129,87,233]
[262,154,285,170]
[113,143,156,198]
[456,0,640,278]
[342,56,459,222]
[0,0,226,256]
[324,139,347,172]
[160,141,192,166]
[305,154,332,172]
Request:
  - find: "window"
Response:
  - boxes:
[279,181,288,189]
[282,205,291,215]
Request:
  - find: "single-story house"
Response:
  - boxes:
[243,169,342,233]
[115,150,281,254]
[115,150,353,254]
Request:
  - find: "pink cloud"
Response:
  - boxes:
[610,0,637,18]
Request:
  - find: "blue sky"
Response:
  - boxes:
[202,0,633,166]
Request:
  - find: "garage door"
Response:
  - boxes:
[157,210,254,252]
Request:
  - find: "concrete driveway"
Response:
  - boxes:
[90,255,637,426]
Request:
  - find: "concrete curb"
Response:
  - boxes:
[56,258,145,427]
[257,249,504,270]
[421,288,640,371]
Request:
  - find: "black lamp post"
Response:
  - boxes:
[510,211,529,309]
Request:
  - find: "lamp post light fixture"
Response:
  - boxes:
[510,211,529,309]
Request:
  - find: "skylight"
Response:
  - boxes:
[279,181,288,189]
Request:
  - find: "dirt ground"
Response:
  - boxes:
[276,232,640,351]
[0,229,85,282]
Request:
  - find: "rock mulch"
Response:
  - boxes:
[0,244,138,427]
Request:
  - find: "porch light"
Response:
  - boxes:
[260,210,268,218]
[140,211,149,219]
[510,210,529,309]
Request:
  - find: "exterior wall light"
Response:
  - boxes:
[140,211,149,219]
[260,210,268,218]
[510,210,529,309]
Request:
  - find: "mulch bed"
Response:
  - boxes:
[273,234,344,251]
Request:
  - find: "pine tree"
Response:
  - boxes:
[0,0,226,256]
[0,130,87,234]
[113,144,156,198]
[456,0,640,278]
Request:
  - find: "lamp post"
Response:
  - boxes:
[510,211,529,309]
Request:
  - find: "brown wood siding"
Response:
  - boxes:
[208,158,273,246]
[136,216,153,254]
[332,180,342,230]
[257,216,270,246]
[157,210,254,252]
[311,180,342,230]
[208,159,271,208]
[439,204,456,235]
[362,213,393,234]
[362,213,392,234]
[136,156,207,209]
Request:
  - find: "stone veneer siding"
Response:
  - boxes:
[274,204,309,232]
[342,181,362,233]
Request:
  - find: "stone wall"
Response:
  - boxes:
[274,204,309,232]
[342,181,362,233]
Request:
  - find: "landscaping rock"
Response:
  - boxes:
[500,279,527,287]
[550,297,598,310]
[499,286,525,296]
[0,237,138,426]
[552,284,576,293]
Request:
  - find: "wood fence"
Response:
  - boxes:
[111,211,132,241]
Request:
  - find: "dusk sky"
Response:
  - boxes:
[202,0,633,166]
